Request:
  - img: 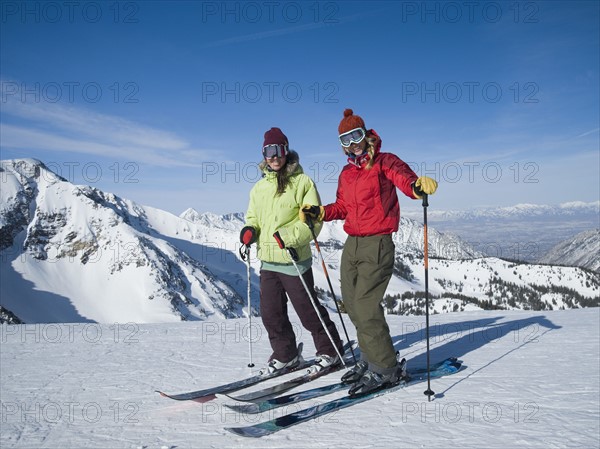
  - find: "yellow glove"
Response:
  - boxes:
[413,176,438,198]
[299,204,325,222]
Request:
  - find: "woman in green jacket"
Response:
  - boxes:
[240,127,343,374]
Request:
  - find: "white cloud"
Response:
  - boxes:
[574,128,600,139]
[0,80,217,167]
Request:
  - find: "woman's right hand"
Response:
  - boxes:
[239,226,257,245]
[300,204,324,222]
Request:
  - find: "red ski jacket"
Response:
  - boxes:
[323,129,418,236]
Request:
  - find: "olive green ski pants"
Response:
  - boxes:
[340,234,397,375]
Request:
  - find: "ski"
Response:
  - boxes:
[225,356,458,414]
[156,341,353,402]
[224,357,463,437]
[223,341,357,402]
[156,343,314,401]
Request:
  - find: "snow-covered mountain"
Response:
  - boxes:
[409,201,600,221]
[182,207,599,317]
[403,201,600,262]
[1,159,250,324]
[1,159,598,324]
[537,229,600,272]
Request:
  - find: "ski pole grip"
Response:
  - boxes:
[422,192,429,208]
[305,214,314,231]
[287,248,299,262]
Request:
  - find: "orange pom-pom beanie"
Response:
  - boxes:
[338,109,366,134]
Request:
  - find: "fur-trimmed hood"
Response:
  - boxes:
[244,148,321,265]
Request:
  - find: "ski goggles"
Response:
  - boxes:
[262,144,288,159]
[339,127,366,147]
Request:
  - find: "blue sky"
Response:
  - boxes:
[1,1,598,216]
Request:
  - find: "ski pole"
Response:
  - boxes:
[422,193,434,401]
[284,246,346,366]
[239,244,255,368]
[304,215,357,363]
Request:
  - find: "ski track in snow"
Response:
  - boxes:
[1,308,599,449]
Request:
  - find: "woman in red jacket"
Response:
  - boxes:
[303,109,438,395]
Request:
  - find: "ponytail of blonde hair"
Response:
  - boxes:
[364,136,377,170]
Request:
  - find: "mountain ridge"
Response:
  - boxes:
[402,201,600,221]
[537,229,600,272]
[1,158,598,324]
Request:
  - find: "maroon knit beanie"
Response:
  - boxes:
[263,127,289,147]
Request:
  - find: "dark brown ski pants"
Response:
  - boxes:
[260,268,343,363]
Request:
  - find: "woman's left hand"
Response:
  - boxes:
[413,176,438,197]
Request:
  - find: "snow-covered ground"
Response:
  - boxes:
[1,307,598,448]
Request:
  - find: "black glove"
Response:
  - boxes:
[240,226,257,245]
